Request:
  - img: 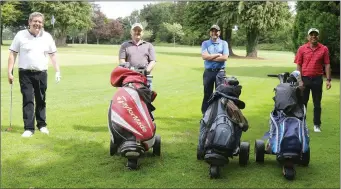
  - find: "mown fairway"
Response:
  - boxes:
[1,42,339,188]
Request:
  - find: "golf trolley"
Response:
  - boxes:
[108,63,161,170]
[197,76,250,179]
[254,71,310,180]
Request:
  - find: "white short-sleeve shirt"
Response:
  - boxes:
[9,29,57,71]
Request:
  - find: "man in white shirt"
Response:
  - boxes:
[7,12,61,137]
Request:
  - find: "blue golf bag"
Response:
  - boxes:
[257,83,310,163]
[255,71,310,180]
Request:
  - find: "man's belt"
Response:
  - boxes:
[302,75,322,79]
[206,68,225,72]
[19,68,47,72]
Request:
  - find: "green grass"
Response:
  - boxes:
[1,43,340,188]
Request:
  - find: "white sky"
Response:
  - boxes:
[95,1,157,19]
[96,1,296,19]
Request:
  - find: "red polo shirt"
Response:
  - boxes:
[294,42,330,77]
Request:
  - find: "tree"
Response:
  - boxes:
[140,21,153,42]
[163,22,184,46]
[292,1,340,75]
[129,10,141,24]
[0,1,22,44]
[29,1,93,46]
[173,1,187,27]
[215,2,240,56]
[116,16,132,43]
[238,1,291,57]
[258,14,295,51]
[77,30,87,44]
[140,2,175,42]
[67,26,79,44]
[90,10,107,44]
[182,28,201,46]
[183,1,221,44]
[8,1,32,32]
[105,19,124,40]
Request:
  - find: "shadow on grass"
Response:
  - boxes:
[2,110,338,188]
[156,116,200,124]
[0,125,24,134]
[192,66,341,81]
[72,116,201,133]
[155,116,201,132]
[158,51,200,58]
[73,124,108,133]
[0,136,166,188]
[192,66,296,79]
[2,98,334,187]
[157,51,268,60]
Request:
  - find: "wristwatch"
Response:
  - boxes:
[327,78,332,82]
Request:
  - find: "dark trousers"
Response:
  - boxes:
[18,70,48,131]
[302,75,323,126]
[201,69,225,114]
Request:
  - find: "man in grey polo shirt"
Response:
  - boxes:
[7,12,61,137]
[119,23,156,89]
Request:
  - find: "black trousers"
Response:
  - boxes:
[18,69,48,131]
[201,69,225,114]
[302,75,323,126]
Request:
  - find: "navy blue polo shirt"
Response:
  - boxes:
[201,38,229,69]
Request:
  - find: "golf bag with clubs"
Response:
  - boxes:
[254,71,310,180]
[197,76,250,179]
[107,63,161,170]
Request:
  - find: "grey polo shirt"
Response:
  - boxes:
[119,40,156,67]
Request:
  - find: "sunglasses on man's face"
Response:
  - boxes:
[309,32,319,37]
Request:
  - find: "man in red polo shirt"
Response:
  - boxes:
[294,28,332,133]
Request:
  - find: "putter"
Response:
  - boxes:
[6,76,13,132]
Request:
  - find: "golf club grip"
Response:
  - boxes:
[267,74,278,77]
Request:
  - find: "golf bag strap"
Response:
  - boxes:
[215,91,246,109]
[225,99,249,132]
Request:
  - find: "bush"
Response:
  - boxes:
[257,43,291,51]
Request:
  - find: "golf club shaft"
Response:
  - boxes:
[10,83,13,128]
[267,74,278,77]
[10,69,13,128]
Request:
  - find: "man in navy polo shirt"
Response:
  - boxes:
[200,24,229,115]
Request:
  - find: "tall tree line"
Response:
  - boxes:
[1,1,339,73]
[0,1,124,46]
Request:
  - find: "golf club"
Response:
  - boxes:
[6,71,14,132]
[267,74,279,77]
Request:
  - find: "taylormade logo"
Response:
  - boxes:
[117,96,147,132]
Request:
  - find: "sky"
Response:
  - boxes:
[96,1,297,19]
[95,1,157,19]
